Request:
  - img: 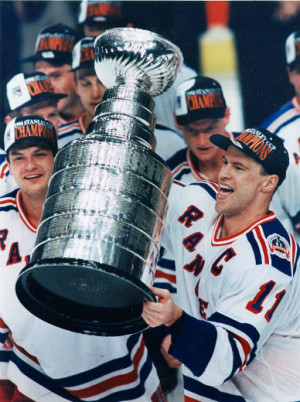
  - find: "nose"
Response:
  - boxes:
[93,82,106,101]
[24,156,38,170]
[219,162,231,180]
[196,132,210,147]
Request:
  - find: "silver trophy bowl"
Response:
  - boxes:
[16,28,183,336]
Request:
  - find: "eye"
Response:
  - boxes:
[79,80,91,88]
[35,152,47,158]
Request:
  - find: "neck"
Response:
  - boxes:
[220,208,270,238]
[83,112,93,130]
[197,158,223,182]
[60,101,84,122]
[20,191,45,228]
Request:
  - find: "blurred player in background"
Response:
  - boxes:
[261,31,300,153]
[22,23,84,124]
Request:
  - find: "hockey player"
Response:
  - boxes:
[22,23,84,124]
[0,71,83,196]
[167,75,300,242]
[169,75,233,183]
[261,30,300,153]
[143,127,300,401]
[0,115,165,401]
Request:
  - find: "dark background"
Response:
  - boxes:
[1,1,300,141]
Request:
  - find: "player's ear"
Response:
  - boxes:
[261,174,279,194]
[223,107,230,126]
[175,115,184,133]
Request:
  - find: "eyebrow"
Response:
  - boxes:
[223,156,248,169]
[10,147,47,156]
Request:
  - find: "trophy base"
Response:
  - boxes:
[16,258,155,336]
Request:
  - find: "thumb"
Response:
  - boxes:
[149,286,170,302]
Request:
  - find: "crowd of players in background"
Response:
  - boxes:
[0,1,300,401]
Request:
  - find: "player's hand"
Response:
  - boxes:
[161,335,182,368]
[142,286,183,327]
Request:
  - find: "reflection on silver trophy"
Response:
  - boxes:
[16,28,183,336]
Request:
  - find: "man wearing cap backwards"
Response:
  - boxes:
[22,23,85,124]
[0,116,166,401]
[143,127,300,401]
[261,30,300,153]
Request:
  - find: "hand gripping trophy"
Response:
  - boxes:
[16,28,183,336]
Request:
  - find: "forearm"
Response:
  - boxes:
[168,312,241,386]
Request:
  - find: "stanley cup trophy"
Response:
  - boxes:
[16,28,183,336]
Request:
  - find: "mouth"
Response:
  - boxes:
[218,184,234,198]
[196,147,210,152]
[24,174,42,181]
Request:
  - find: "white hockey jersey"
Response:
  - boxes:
[261,95,300,154]
[0,189,163,401]
[158,181,300,401]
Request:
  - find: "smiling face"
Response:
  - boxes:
[182,115,229,163]
[215,146,274,220]
[8,146,54,201]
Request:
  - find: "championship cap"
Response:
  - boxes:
[210,128,289,186]
[4,115,58,155]
[175,76,227,126]
[285,31,300,67]
[22,23,79,65]
[7,72,67,111]
[78,0,123,26]
[70,37,95,71]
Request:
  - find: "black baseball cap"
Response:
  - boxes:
[78,1,123,26]
[4,115,58,156]
[175,76,227,126]
[7,72,67,112]
[70,37,95,72]
[210,128,289,186]
[22,23,79,65]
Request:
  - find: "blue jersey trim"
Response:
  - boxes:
[169,312,217,377]
[166,147,187,170]
[157,257,176,272]
[184,375,246,401]
[190,182,217,200]
[260,100,293,129]
[209,312,259,359]
[246,231,262,265]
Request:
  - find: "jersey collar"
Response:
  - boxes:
[211,211,276,246]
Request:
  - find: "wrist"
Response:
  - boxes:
[165,305,183,327]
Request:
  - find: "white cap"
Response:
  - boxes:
[286,31,300,66]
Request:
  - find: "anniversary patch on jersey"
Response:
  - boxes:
[267,234,290,259]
